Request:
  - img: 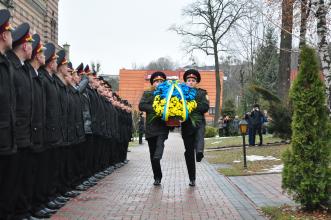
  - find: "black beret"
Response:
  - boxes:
[183,69,201,83]
[150,71,166,85]
[56,50,67,66]
[44,43,56,64]
[0,9,13,33]
[12,23,33,48]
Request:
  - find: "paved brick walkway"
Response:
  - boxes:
[52,133,265,220]
[230,174,296,208]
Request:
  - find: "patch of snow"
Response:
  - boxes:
[246,155,279,161]
[262,164,284,173]
[211,141,222,145]
[233,160,241,163]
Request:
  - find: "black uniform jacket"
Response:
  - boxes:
[7,50,33,148]
[25,62,46,152]
[181,88,210,137]
[0,53,16,155]
[139,90,169,139]
[54,75,69,146]
[39,67,63,147]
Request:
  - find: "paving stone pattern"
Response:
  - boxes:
[52,133,265,220]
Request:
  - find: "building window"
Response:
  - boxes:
[209,107,215,115]
[50,18,56,41]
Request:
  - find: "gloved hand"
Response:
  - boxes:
[196,152,204,162]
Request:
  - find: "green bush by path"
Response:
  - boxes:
[205,126,218,138]
[282,46,331,211]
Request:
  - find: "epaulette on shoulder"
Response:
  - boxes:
[145,86,155,92]
[197,88,207,93]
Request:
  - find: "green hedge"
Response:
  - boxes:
[205,126,218,138]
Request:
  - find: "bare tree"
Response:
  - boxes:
[311,0,331,114]
[299,0,311,48]
[145,57,177,70]
[278,0,294,103]
[170,0,246,126]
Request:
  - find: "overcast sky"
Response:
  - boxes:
[58,0,215,75]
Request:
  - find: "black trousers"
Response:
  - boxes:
[183,136,196,181]
[252,124,263,145]
[147,134,168,181]
[84,135,94,177]
[46,147,61,201]
[139,132,143,144]
[0,153,20,219]
[57,146,71,195]
[31,150,51,212]
[182,126,205,181]
[15,149,36,219]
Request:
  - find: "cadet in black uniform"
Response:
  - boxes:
[139,72,169,186]
[26,34,57,219]
[7,22,35,220]
[0,9,16,220]
[181,69,209,187]
[39,43,66,211]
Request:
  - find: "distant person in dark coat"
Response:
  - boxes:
[250,104,265,146]
[245,112,254,146]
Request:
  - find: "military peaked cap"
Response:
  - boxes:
[44,43,57,64]
[12,23,33,48]
[56,50,68,66]
[0,9,13,33]
[150,71,166,85]
[183,69,201,83]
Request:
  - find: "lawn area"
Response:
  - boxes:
[205,144,289,176]
[205,134,284,149]
[129,138,139,148]
[261,206,331,220]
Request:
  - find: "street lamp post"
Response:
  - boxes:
[239,119,248,169]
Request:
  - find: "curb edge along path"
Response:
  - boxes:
[52,133,265,220]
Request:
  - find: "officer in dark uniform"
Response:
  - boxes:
[181,69,209,187]
[7,22,35,219]
[0,9,16,220]
[139,71,169,186]
[38,43,66,211]
[54,49,76,200]
[26,34,57,218]
[73,64,102,185]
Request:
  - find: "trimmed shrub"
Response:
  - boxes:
[205,126,217,138]
[282,46,331,210]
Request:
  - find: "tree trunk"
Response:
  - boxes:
[298,0,309,67]
[278,0,294,102]
[314,0,331,114]
[213,43,221,127]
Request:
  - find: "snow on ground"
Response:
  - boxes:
[262,164,284,173]
[246,155,281,161]
[233,160,241,163]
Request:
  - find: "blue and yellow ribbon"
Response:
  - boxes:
[162,80,189,122]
